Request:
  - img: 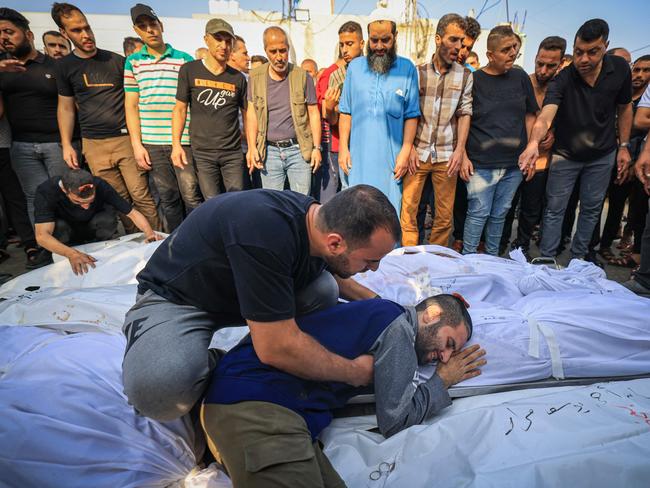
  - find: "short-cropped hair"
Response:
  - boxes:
[338,20,363,38]
[464,16,481,40]
[51,2,83,29]
[317,184,400,249]
[487,25,516,51]
[436,13,466,37]
[415,294,473,340]
[0,8,30,31]
[575,18,609,44]
[538,36,567,58]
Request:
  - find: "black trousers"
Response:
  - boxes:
[502,170,548,251]
[628,179,649,253]
[633,196,650,288]
[53,207,118,245]
[452,176,467,241]
[192,147,247,199]
[0,148,36,249]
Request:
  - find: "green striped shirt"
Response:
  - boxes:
[124,44,193,145]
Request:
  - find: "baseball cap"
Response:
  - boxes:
[205,18,235,37]
[130,3,159,24]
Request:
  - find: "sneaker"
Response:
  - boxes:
[583,250,604,269]
[622,279,650,298]
[25,248,53,270]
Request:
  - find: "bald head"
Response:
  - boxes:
[263,26,288,48]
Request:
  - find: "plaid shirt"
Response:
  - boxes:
[414,59,473,163]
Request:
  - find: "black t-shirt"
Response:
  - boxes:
[467,68,539,168]
[56,49,128,139]
[544,54,633,162]
[137,189,326,326]
[0,53,61,142]
[176,61,247,152]
[34,176,132,224]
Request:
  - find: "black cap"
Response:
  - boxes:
[130,3,158,24]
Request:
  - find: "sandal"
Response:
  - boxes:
[25,247,52,270]
[608,254,639,268]
[597,247,615,261]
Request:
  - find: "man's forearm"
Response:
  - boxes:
[617,103,633,143]
[127,209,155,236]
[125,100,143,148]
[57,103,76,147]
[36,231,76,259]
[401,117,418,151]
[339,113,351,150]
[171,104,186,147]
[308,106,321,147]
[245,106,258,149]
[455,114,470,150]
[335,275,379,301]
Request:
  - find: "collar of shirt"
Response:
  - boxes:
[24,51,46,66]
[139,43,174,60]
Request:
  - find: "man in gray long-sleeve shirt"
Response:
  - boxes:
[201,294,486,487]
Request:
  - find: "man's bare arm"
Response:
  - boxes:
[334,275,379,301]
[634,106,650,131]
[248,317,373,386]
[518,104,559,169]
[57,95,79,168]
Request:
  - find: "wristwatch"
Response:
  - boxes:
[619,142,630,148]
[313,146,322,152]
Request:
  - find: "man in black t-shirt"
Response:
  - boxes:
[122,185,400,421]
[519,19,633,261]
[34,169,161,275]
[52,3,160,235]
[0,9,79,225]
[172,18,247,199]
[459,25,539,256]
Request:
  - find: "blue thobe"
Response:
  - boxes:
[339,55,421,212]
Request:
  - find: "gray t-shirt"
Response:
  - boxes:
[248,71,317,142]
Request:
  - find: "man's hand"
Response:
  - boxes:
[635,148,650,195]
[310,148,322,173]
[62,144,79,169]
[67,250,97,276]
[616,147,632,184]
[447,147,466,176]
[518,143,539,173]
[133,143,152,171]
[408,146,420,176]
[246,147,263,174]
[539,130,555,152]
[435,344,486,388]
[0,59,26,73]
[171,145,188,170]
[144,232,164,243]
[393,148,411,180]
[339,147,352,175]
[459,155,474,182]
[348,354,374,387]
[323,86,340,113]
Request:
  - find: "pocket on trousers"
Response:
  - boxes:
[244,434,314,473]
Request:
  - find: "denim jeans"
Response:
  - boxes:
[262,144,312,195]
[310,142,340,203]
[0,148,35,248]
[633,197,650,289]
[10,141,73,225]
[144,144,203,232]
[463,166,523,255]
[540,150,616,259]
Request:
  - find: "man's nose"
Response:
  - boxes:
[440,349,452,364]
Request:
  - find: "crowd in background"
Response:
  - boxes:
[0,3,649,295]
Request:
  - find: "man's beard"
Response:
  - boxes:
[366,44,397,74]
[5,36,31,59]
[415,323,443,365]
[324,252,353,280]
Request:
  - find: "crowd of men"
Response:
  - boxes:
[1,3,650,486]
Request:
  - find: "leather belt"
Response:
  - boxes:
[267,138,298,148]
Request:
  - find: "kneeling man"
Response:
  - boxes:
[202,294,485,487]
[34,169,161,275]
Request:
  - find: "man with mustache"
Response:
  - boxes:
[338,16,420,213]
[53,2,160,234]
[519,19,633,263]
[400,13,473,247]
[246,26,322,195]
[460,25,538,256]
[319,21,365,195]
[42,30,70,59]
[125,3,201,232]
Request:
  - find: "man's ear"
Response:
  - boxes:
[422,305,442,326]
[325,232,347,255]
